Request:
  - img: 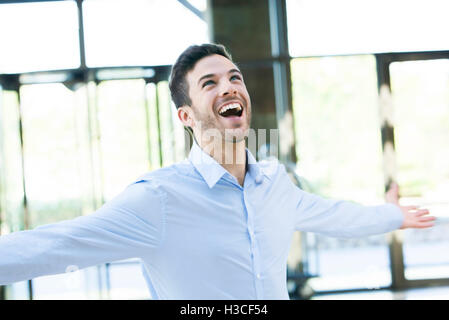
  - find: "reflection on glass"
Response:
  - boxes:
[286,0,449,57]
[291,55,391,291]
[20,83,83,228]
[0,1,80,73]
[390,59,449,280]
[83,0,209,67]
[96,80,149,202]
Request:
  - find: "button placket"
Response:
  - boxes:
[242,186,263,299]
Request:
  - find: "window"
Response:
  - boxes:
[390,59,449,280]
[83,0,209,67]
[291,55,390,291]
[287,0,449,57]
[0,1,80,73]
[20,83,84,227]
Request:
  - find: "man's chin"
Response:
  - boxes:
[224,128,249,143]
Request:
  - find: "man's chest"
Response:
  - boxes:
[161,181,296,263]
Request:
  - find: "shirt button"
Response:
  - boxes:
[255,175,263,184]
[256,274,261,279]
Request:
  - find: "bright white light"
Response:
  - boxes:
[96,68,156,80]
[188,0,207,12]
[19,72,71,84]
[0,0,208,74]
[83,0,209,67]
[0,1,80,74]
[287,0,449,57]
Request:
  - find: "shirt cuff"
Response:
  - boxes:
[383,203,404,230]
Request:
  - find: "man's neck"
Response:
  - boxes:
[197,137,247,186]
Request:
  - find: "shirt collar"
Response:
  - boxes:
[245,145,267,184]
[188,141,269,188]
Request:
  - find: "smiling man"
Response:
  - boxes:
[172,46,252,186]
[0,44,435,300]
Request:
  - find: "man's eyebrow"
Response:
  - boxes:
[229,68,242,75]
[197,73,215,85]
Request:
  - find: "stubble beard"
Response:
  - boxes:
[194,111,251,145]
[191,107,252,165]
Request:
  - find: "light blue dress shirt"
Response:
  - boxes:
[0,142,403,299]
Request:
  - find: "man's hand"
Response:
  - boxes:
[386,182,436,229]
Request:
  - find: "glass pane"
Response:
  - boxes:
[0,1,80,73]
[291,55,392,291]
[0,90,25,233]
[73,85,98,216]
[20,83,84,228]
[96,80,149,202]
[83,0,209,67]
[390,59,449,280]
[18,83,102,299]
[287,0,449,57]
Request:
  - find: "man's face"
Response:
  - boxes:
[183,54,251,143]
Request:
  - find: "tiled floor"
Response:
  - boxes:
[312,286,449,300]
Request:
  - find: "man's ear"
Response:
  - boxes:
[178,106,195,128]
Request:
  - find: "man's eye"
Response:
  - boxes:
[202,80,215,88]
[230,75,242,81]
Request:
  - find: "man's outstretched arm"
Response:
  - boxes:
[282,164,435,237]
[0,180,164,285]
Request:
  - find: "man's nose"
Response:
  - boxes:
[220,80,238,96]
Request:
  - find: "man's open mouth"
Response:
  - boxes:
[217,103,243,118]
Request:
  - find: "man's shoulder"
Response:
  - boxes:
[130,159,193,186]
[257,157,283,178]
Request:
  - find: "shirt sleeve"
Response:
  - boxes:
[0,179,165,285]
[293,189,404,238]
[280,166,404,238]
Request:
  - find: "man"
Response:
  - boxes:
[0,44,435,299]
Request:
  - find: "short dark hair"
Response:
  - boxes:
[169,43,233,109]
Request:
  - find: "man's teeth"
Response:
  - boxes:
[218,103,242,115]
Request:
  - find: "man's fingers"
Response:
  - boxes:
[415,209,430,216]
[404,205,420,211]
[413,215,437,228]
[418,216,436,222]
[415,221,435,228]
[399,204,437,229]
